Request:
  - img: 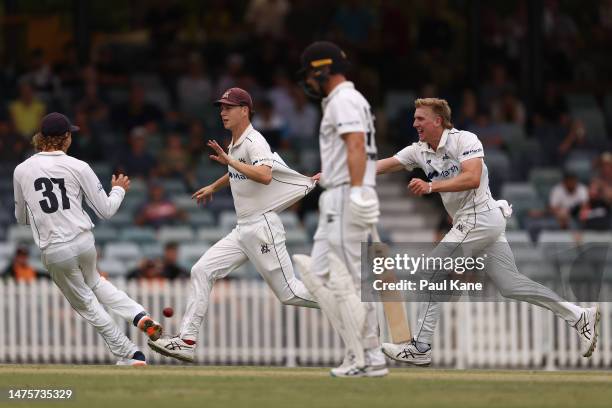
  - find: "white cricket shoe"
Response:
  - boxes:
[330,348,389,377]
[148,335,195,362]
[573,306,601,357]
[330,351,355,376]
[382,340,432,366]
[116,351,147,366]
[364,347,389,377]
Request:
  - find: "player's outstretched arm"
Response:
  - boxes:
[207,139,272,185]
[376,157,405,175]
[192,173,230,205]
[409,157,482,196]
[80,166,128,219]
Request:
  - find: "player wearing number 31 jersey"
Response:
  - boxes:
[13,112,163,366]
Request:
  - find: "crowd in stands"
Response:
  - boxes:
[1,0,611,280]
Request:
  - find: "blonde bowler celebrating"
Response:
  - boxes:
[13,112,163,366]
[377,98,600,365]
[293,41,388,378]
[148,88,318,362]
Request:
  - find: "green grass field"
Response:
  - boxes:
[1,365,611,408]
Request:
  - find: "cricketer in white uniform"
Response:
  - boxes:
[377,98,601,365]
[148,88,318,362]
[13,112,163,366]
[292,41,388,377]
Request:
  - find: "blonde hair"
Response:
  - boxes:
[32,132,69,152]
[414,98,453,129]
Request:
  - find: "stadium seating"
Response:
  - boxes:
[158,226,195,243]
[119,226,157,243]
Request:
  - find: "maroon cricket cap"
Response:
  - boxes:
[214,87,253,111]
[41,112,80,137]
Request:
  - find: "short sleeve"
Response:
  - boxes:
[247,135,273,167]
[328,97,366,135]
[394,144,419,171]
[457,132,484,162]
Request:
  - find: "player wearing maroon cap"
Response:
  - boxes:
[148,88,320,362]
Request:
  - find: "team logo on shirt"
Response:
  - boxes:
[238,158,246,164]
[260,243,270,254]
[462,148,482,156]
[442,154,450,160]
[97,183,104,192]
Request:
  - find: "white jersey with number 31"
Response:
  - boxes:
[319,81,377,188]
[13,151,125,249]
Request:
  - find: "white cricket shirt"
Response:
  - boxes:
[227,125,315,219]
[319,81,377,189]
[394,128,499,220]
[13,151,125,249]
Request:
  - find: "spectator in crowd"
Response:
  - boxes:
[76,81,110,125]
[480,64,515,107]
[251,98,287,149]
[112,83,162,132]
[116,127,157,179]
[591,151,612,204]
[177,54,213,119]
[9,81,46,139]
[245,0,290,38]
[160,242,187,280]
[135,183,186,228]
[186,120,206,162]
[285,85,319,148]
[467,109,505,149]
[550,172,589,229]
[533,81,570,128]
[94,46,129,87]
[558,119,590,158]
[127,259,163,281]
[1,247,45,282]
[69,111,103,162]
[492,90,526,126]
[19,48,62,105]
[579,180,611,230]
[157,133,196,187]
[455,89,478,130]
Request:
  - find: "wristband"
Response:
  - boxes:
[427,182,432,194]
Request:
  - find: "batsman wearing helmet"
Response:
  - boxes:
[293,41,388,377]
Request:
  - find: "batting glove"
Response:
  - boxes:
[349,186,380,227]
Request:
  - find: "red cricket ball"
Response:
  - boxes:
[163,307,174,318]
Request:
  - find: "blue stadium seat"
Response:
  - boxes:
[158,226,195,243]
[178,242,210,269]
[119,227,157,243]
[104,242,143,264]
[93,225,118,244]
[529,168,563,201]
[98,258,128,277]
[7,225,34,244]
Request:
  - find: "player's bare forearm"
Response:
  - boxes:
[377,157,404,175]
[343,132,366,187]
[228,158,272,185]
[432,158,482,193]
[212,173,230,192]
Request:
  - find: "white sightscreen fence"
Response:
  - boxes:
[0,278,610,368]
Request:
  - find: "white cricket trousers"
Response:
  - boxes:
[311,185,381,350]
[44,236,146,359]
[413,207,583,345]
[180,211,317,341]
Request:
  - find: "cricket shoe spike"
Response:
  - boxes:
[137,315,163,341]
[382,340,431,366]
[148,335,195,362]
[116,350,147,366]
[364,347,389,377]
[574,305,601,358]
